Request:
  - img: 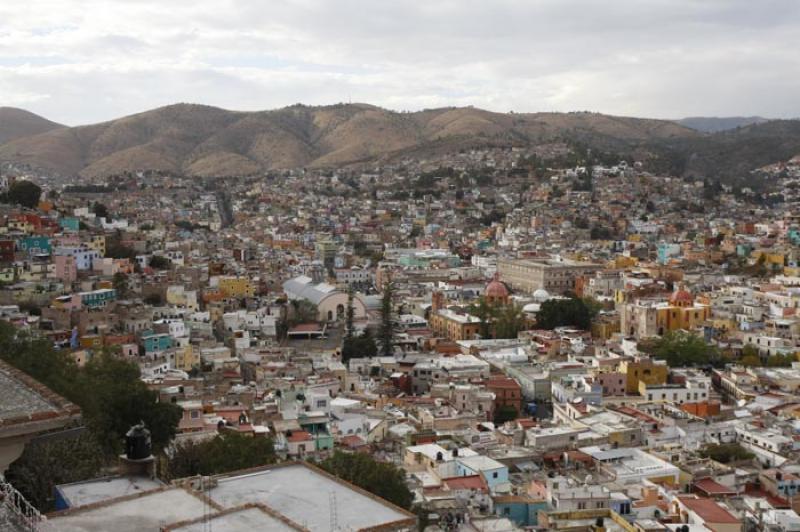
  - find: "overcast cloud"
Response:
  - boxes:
[1,0,798,125]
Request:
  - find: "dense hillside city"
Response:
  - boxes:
[1,134,800,531]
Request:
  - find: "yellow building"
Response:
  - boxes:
[753,250,785,268]
[428,292,482,341]
[620,289,711,339]
[218,277,255,298]
[87,235,106,256]
[591,314,621,340]
[174,344,199,371]
[619,357,668,394]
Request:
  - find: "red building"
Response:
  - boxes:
[0,240,14,262]
[486,376,523,414]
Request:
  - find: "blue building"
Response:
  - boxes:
[494,496,549,527]
[141,331,173,354]
[79,288,117,309]
[59,217,81,232]
[455,455,508,492]
[17,236,51,256]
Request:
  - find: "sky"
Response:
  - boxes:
[1,0,799,126]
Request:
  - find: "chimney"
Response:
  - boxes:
[432,291,444,312]
[119,422,156,479]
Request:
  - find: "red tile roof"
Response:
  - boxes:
[443,475,487,491]
[677,496,740,524]
[694,478,736,496]
[287,430,313,442]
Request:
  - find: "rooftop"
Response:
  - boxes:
[206,463,415,531]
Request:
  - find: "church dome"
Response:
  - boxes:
[485,273,510,300]
[533,289,550,302]
[669,288,693,306]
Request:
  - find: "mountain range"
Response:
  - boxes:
[675,116,770,133]
[0,107,64,145]
[0,103,798,183]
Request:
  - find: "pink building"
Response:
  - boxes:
[598,372,627,396]
[54,255,77,283]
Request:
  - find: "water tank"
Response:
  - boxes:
[125,423,152,460]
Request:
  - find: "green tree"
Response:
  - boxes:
[767,354,791,367]
[740,354,761,367]
[0,322,181,454]
[166,432,276,480]
[5,432,106,512]
[378,282,395,356]
[493,405,518,424]
[319,451,413,509]
[288,299,319,325]
[92,201,110,220]
[698,443,754,464]
[112,272,129,297]
[494,303,526,339]
[4,180,42,208]
[535,297,592,330]
[342,329,378,363]
[649,330,719,367]
[345,287,355,340]
[468,297,495,339]
[148,255,170,270]
[105,232,137,260]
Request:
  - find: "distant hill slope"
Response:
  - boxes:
[651,120,800,182]
[0,103,698,179]
[1,103,798,184]
[0,107,64,145]
[676,116,770,133]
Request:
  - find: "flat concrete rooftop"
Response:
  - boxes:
[207,464,413,531]
[50,488,207,532]
[57,475,165,508]
[48,463,415,531]
[169,506,300,532]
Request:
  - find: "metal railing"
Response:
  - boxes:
[0,477,52,532]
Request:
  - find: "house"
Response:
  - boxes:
[672,495,742,532]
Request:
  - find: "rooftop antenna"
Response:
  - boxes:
[329,490,339,531]
[201,476,212,532]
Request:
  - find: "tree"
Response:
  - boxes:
[0,322,181,455]
[493,405,518,424]
[649,330,719,367]
[166,432,276,480]
[698,443,753,464]
[345,287,355,340]
[288,299,318,325]
[112,272,129,297]
[148,255,170,270]
[5,432,105,512]
[342,329,378,363]
[105,232,136,260]
[378,282,395,356]
[4,180,42,208]
[468,297,494,339]
[494,303,526,339]
[319,451,413,509]
[535,297,592,330]
[767,354,793,367]
[740,354,761,367]
[92,201,110,220]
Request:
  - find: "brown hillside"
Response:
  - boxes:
[0,107,64,145]
[0,103,706,178]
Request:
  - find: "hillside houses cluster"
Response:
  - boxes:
[4,146,800,531]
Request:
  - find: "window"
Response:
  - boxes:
[493,472,498,479]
